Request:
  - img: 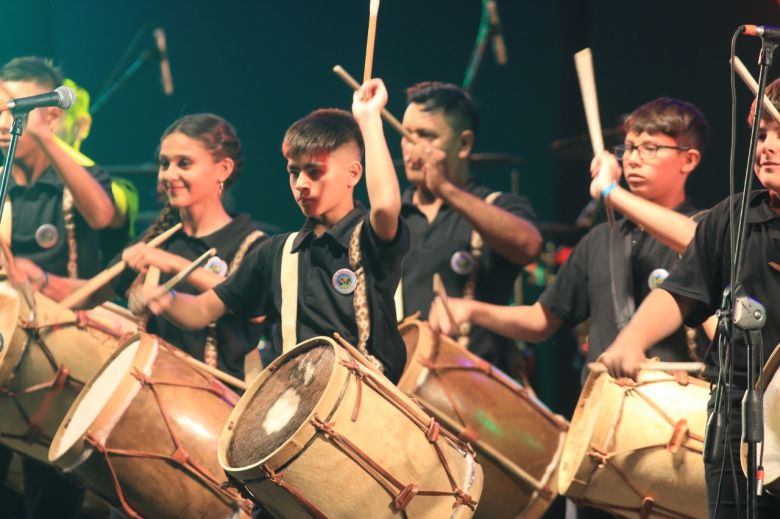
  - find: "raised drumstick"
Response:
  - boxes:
[588,361,706,375]
[432,273,459,332]
[732,56,780,125]
[363,0,381,83]
[61,222,183,309]
[333,65,416,142]
[574,48,616,228]
[149,247,216,302]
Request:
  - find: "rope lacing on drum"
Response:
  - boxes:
[260,465,329,519]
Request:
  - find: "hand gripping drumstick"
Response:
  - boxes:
[61,222,184,309]
[148,247,216,302]
[588,361,706,375]
[363,0,381,83]
[574,48,616,228]
[732,56,780,125]
[432,273,460,335]
[333,65,417,142]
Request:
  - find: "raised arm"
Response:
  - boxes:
[122,242,227,292]
[352,78,401,241]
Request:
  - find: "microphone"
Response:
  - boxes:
[486,0,508,65]
[742,24,780,42]
[153,27,174,95]
[0,86,76,113]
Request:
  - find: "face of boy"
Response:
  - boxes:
[401,103,464,184]
[0,80,58,160]
[287,143,361,223]
[755,119,780,195]
[620,131,696,206]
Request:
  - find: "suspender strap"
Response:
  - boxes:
[608,225,636,330]
[63,188,78,279]
[0,197,11,245]
[280,232,300,352]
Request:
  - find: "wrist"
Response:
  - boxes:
[40,270,49,290]
[601,181,618,200]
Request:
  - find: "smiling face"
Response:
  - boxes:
[286,143,361,225]
[158,132,233,210]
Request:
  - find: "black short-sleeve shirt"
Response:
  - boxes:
[111,213,266,379]
[400,179,538,367]
[10,165,114,278]
[539,200,699,379]
[661,191,780,386]
[214,206,410,383]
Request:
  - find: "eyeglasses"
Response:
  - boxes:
[614,143,690,161]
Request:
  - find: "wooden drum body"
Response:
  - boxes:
[398,319,568,518]
[49,333,249,519]
[219,336,483,519]
[558,370,708,519]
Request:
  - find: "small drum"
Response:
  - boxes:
[219,335,483,518]
[558,369,708,519]
[48,333,250,519]
[744,342,780,494]
[398,319,568,518]
[0,282,138,462]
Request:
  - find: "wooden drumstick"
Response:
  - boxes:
[61,222,183,309]
[333,65,417,142]
[149,247,216,302]
[165,343,249,392]
[432,273,459,332]
[363,0,381,83]
[732,56,780,125]
[574,48,616,228]
[588,361,706,374]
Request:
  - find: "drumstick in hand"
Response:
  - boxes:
[363,0,381,83]
[574,48,616,228]
[61,222,183,309]
[148,247,216,302]
[588,361,706,375]
[732,56,780,125]
[432,273,459,332]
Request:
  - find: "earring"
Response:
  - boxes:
[218,181,224,195]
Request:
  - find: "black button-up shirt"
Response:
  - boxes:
[400,179,538,368]
[540,200,699,381]
[9,165,114,278]
[214,206,410,383]
[112,213,266,378]
[662,190,780,388]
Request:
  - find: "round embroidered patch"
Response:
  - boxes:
[647,268,670,290]
[35,224,59,249]
[450,250,475,275]
[332,268,357,295]
[205,256,228,277]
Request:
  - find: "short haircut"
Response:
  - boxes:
[0,56,63,89]
[282,108,364,159]
[406,81,479,134]
[623,97,708,152]
[748,77,780,126]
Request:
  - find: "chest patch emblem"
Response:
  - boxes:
[450,250,475,275]
[205,256,228,277]
[35,224,59,249]
[647,268,670,290]
[332,268,357,295]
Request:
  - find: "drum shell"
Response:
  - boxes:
[49,333,245,519]
[219,336,483,519]
[0,289,135,461]
[558,370,708,519]
[744,342,780,495]
[398,319,568,519]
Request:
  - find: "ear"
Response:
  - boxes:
[347,160,363,187]
[457,129,474,160]
[217,157,235,182]
[76,113,93,142]
[45,106,62,128]
[680,148,701,175]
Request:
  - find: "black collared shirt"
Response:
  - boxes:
[10,164,114,278]
[662,190,780,387]
[539,199,699,380]
[112,214,266,379]
[400,179,538,368]
[214,206,410,383]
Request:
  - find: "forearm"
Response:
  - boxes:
[468,301,562,343]
[162,289,226,330]
[439,184,541,264]
[360,113,401,240]
[612,288,692,352]
[606,186,696,253]
[38,138,115,228]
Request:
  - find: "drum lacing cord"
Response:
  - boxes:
[80,366,250,519]
[577,379,704,519]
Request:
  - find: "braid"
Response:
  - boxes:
[139,202,180,242]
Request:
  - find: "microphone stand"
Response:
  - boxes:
[91,47,158,115]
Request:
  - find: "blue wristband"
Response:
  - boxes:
[601,181,618,199]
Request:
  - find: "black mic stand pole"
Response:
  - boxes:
[91,47,157,115]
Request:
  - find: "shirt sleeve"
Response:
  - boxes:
[213,237,275,319]
[362,214,410,291]
[494,191,538,225]
[87,165,116,204]
[537,229,593,325]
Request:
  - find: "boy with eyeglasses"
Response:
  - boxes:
[429,97,708,387]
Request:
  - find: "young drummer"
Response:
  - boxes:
[429,98,708,385]
[599,82,780,518]
[144,78,409,383]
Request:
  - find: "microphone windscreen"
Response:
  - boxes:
[55,86,77,109]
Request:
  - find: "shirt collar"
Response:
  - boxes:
[291,204,366,252]
[401,178,482,211]
[198,213,256,256]
[9,165,63,190]
[746,189,780,224]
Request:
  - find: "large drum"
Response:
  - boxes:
[558,369,708,519]
[49,333,251,519]
[745,342,780,494]
[0,281,137,461]
[219,335,483,518]
[398,319,568,518]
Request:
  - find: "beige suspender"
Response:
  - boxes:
[0,198,11,245]
[280,232,300,352]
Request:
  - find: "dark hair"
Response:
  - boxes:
[142,113,242,241]
[0,56,62,89]
[748,77,780,126]
[406,81,479,134]
[623,97,708,152]
[162,113,243,188]
[282,108,364,159]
